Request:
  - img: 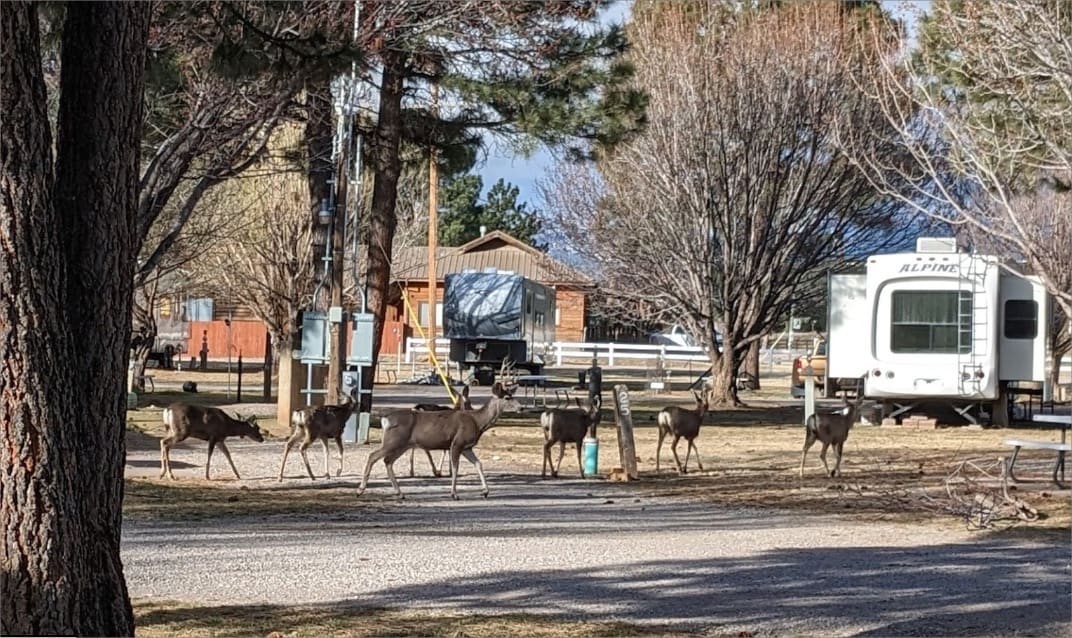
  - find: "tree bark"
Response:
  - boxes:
[1,3,149,635]
[359,52,406,413]
[707,341,742,407]
[741,340,761,390]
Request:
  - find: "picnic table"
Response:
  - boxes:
[1003,413,1071,488]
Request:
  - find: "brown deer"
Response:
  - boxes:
[358,379,520,500]
[656,390,709,475]
[800,388,865,478]
[540,396,602,478]
[278,391,358,481]
[409,384,472,477]
[160,403,264,480]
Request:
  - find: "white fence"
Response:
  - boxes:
[403,334,819,368]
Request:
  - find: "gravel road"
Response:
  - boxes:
[122,439,1071,637]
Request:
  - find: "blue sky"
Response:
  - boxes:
[477,0,928,209]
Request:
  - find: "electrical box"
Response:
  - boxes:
[300,311,330,363]
[347,313,375,365]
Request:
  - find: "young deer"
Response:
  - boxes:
[540,396,602,479]
[357,381,520,500]
[800,389,865,478]
[160,403,264,480]
[408,385,472,477]
[656,390,709,475]
[278,391,358,481]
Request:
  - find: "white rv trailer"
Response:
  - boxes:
[827,237,1050,425]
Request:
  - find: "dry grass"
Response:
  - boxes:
[133,601,704,638]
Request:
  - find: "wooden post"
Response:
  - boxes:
[236,352,243,403]
[612,384,638,480]
[427,82,439,347]
[262,330,272,400]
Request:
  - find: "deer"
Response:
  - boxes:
[278,390,358,481]
[656,390,710,475]
[800,387,865,478]
[159,403,265,480]
[358,365,520,499]
[408,385,472,478]
[540,395,602,479]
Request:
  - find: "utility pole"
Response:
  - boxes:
[427,82,439,352]
[326,134,349,404]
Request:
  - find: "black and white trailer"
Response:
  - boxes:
[444,271,555,382]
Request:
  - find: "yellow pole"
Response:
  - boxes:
[400,284,456,404]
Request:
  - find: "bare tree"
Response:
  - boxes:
[546,3,914,405]
[203,124,317,368]
[847,0,1072,323]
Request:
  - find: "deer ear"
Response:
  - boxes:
[491,382,503,398]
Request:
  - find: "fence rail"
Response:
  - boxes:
[403,337,1072,372]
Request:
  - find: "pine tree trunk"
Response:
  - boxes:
[1,4,148,635]
[359,52,406,413]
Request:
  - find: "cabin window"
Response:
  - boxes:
[890,291,972,354]
[1003,300,1037,339]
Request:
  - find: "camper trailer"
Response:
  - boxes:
[826,237,1050,425]
[444,271,555,381]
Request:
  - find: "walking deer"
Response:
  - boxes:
[160,403,264,480]
[800,389,865,478]
[540,396,602,478]
[656,390,709,475]
[358,380,520,500]
[409,385,472,477]
[278,391,358,481]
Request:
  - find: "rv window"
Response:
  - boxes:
[1003,300,1037,339]
[890,291,972,354]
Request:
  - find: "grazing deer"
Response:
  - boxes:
[358,379,520,500]
[409,385,472,478]
[800,389,865,478]
[160,403,264,480]
[278,391,358,481]
[540,396,602,479]
[656,390,709,475]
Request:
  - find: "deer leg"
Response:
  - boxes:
[449,445,464,500]
[575,441,585,478]
[160,437,176,480]
[656,427,666,472]
[334,436,344,477]
[832,441,844,477]
[682,437,693,474]
[205,440,217,480]
[382,450,405,499]
[425,449,442,477]
[299,436,316,480]
[671,435,685,474]
[461,448,489,498]
[357,446,389,496]
[800,421,817,477]
[408,449,416,478]
[216,440,241,480]
[689,440,704,472]
[321,438,332,479]
[553,441,566,477]
[277,430,302,481]
[818,441,832,477]
[542,439,555,479]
